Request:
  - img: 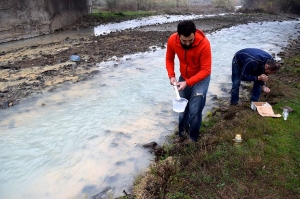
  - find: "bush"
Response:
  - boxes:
[212,0,235,11]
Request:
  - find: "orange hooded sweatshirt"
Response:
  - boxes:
[165,29,212,86]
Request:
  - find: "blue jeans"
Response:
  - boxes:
[231,58,262,104]
[178,75,210,142]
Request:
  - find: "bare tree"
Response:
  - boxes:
[104,0,118,11]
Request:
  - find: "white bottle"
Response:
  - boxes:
[282,108,289,121]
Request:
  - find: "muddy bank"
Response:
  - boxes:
[0,12,299,109]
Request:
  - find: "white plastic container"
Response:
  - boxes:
[172,82,188,112]
[172,98,188,112]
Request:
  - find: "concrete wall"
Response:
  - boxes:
[0,0,89,43]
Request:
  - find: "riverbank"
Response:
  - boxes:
[0,12,299,109]
[129,34,300,199]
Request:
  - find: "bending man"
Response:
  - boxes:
[231,48,281,105]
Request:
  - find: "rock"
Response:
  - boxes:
[281,106,294,112]
[0,90,9,93]
[0,101,9,109]
[219,105,229,112]
[0,65,11,69]
[142,141,158,149]
[90,70,100,75]
[211,95,218,101]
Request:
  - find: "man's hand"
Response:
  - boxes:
[258,74,268,82]
[170,78,187,90]
[176,81,187,90]
[170,77,177,86]
[262,85,270,93]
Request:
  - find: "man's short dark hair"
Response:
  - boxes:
[177,20,196,37]
[267,60,281,72]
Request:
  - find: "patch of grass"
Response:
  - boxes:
[280,55,300,74]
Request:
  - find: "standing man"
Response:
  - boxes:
[230,48,281,105]
[166,20,212,142]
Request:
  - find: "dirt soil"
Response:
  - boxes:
[0,12,299,109]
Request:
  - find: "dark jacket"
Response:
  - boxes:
[234,48,273,82]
